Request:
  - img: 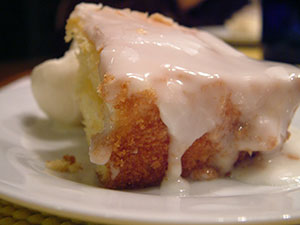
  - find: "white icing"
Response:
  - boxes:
[160,177,190,196]
[89,134,112,165]
[70,3,300,181]
[31,47,82,125]
[110,164,120,180]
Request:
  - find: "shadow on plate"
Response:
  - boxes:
[19,114,99,186]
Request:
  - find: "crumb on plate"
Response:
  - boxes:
[46,155,82,173]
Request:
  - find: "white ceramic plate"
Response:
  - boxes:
[1,77,300,225]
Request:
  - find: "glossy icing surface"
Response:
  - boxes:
[70,3,300,182]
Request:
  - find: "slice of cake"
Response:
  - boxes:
[33,3,300,189]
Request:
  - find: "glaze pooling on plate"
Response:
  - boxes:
[232,126,300,186]
[69,3,300,182]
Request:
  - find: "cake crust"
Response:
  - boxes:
[96,82,169,188]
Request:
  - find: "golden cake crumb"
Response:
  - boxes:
[46,155,82,173]
[149,13,174,26]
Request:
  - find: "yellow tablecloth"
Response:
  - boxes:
[0,199,100,225]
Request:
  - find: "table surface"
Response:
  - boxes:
[1,46,298,225]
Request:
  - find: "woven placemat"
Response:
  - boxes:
[0,199,103,225]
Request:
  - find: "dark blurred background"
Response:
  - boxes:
[1,0,300,84]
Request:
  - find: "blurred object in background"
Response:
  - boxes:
[201,0,262,45]
[225,0,262,44]
[262,0,300,64]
